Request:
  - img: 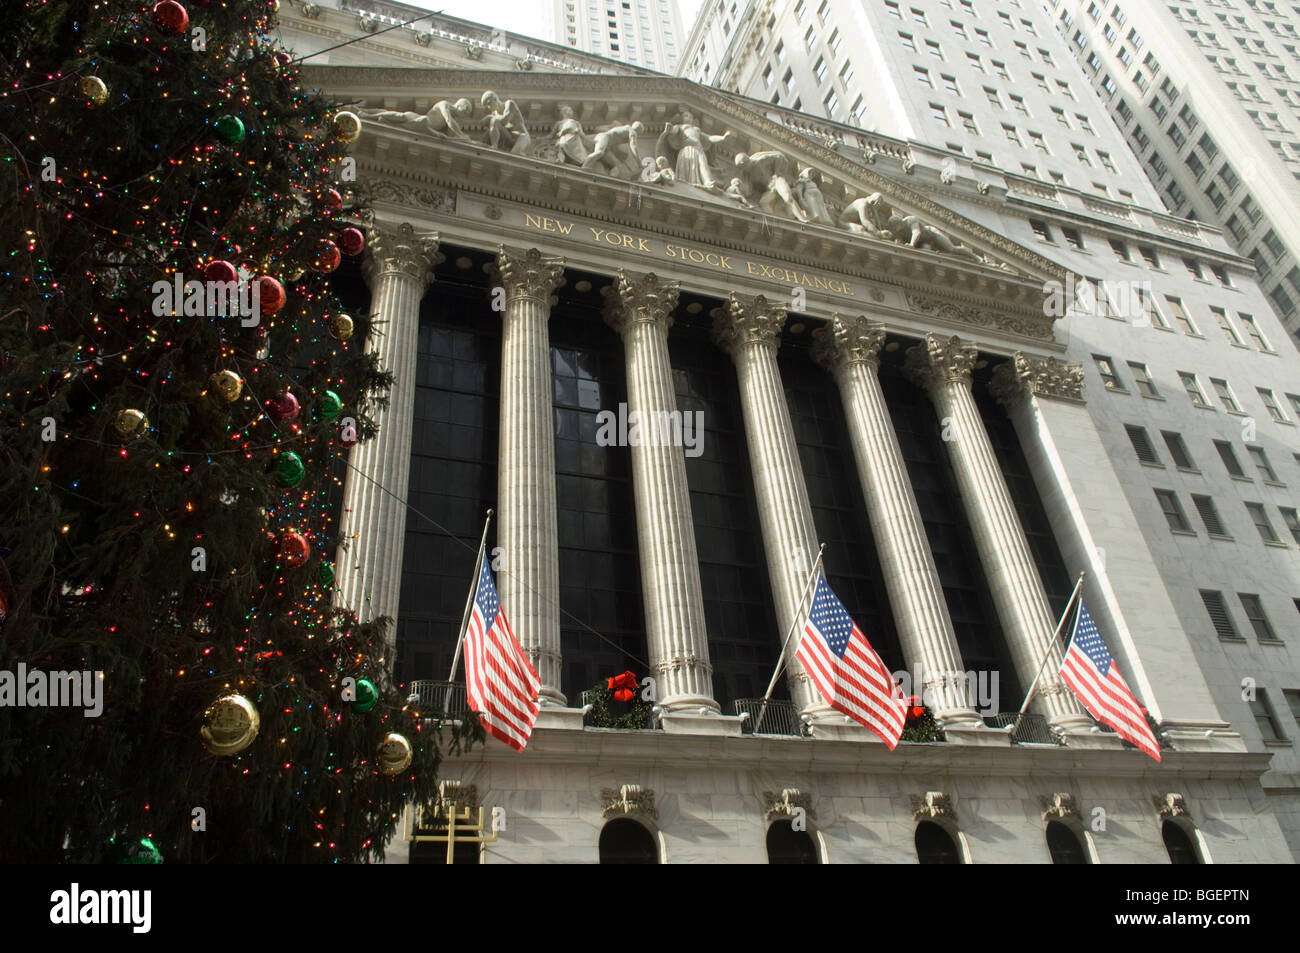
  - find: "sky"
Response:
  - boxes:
[413,0,705,47]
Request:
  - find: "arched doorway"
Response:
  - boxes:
[1045,820,1088,864]
[1162,819,1203,864]
[599,818,658,864]
[915,820,961,864]
[766,819,819,864]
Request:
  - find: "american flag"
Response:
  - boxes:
[797,575,907,749]
[464,555,540,752]
[1059,601,1161,761]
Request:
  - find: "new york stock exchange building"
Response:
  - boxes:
[280,3,1300,864]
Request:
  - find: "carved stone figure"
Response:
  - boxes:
[734,151,807,222]
[644,156,676,185]
[360,98,473,140]
[723,176,754,209]
[552,104,590,166]
[583,121,645,179]
[655,109,736,189]
[793,167,833,225]
[839,193,982,263]
[481,90,531,154]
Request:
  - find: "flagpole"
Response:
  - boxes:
[753,544,826,735]
[1009,571,1086,734]
[443,509,494,713]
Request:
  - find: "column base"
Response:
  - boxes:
[660,712,744,737]
[942,723,1012,747]
[534,707,587,731]
[1056,726,1126,750]
[1159,721,1246,753]
[658,694,722,716]
[807,720,887,743]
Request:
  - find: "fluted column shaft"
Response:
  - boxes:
[604,272,717,711]
[491,247,567,706]
[336,224,440,649]
[814,317,983,729]
[712,294,823,714]
[905,334,1087,729]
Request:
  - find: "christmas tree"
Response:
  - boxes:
[0,0,478,862]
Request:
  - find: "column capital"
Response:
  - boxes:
[989,352,1085,407]
[812,314,887,374]
[491,245,565,303]
[903,333,978,390]
[710,292,788,358]
[601,270,679,336]
[361,220,442,288]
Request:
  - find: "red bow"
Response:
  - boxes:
[905,695,925,721]
[607,670,639,703]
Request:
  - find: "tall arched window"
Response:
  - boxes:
[915,821,961,864]
[1162,820,1203,864]
[1045,821,1088,864]
[599,818,658,864]
[766,820,819,864]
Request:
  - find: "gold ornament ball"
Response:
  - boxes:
[200,694,261,756]
[332,111,362,143]
[78,75,108,107]
[327,313,354,341]
[113,408,148,439]
[210,369,244,403]
[377,732,413,775]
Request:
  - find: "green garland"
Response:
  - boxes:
[900,706,943,743]
[584,680,654,729]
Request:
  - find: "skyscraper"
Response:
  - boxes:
[1045,0,1300,340]
[555,0,687,72]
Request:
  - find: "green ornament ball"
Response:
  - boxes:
[213,114,246,143]
[274,451,305,487]
[318,390,343,420]
[354,678,378,713]
[116,836,164,865]
[319,560,335,586]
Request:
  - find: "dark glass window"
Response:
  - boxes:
[599,818,657,863]
[1162,820,1202,864]
[1046,821,1087,863]
[767,819,819,863]
[670,302,780,708]
[550,283,648,702]
[915,821,961,863]
[395,257,501,686]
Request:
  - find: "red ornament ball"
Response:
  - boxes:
[266,391,300,422]
[323,188,343,211]
[151,0,189,33]
[338,227,365,257]
[280,530,311,568]
[203,259,238,284]
[255,276,286,317]
[313,240,341,274]
[340,423,360,448]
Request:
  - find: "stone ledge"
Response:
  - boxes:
[660,712,745,737]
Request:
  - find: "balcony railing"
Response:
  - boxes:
[733,698,804,736]
[407,680,469,718]
[983,712,1063,746]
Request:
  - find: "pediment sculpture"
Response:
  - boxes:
[359,91,1011,268]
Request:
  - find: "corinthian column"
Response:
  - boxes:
[711,293,824,716]
[603,271,717,713]
[813,316,996,740]
[336,223,441,649]
[490,246,567,706]
[904,334,1091,734]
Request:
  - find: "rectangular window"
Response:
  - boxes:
[899,32,916,52]
[1162,431,1195,469]
[1062,227,1084,249]
[1210,378,1242,414]
[1110,239,1130,261]
[1247,503,1282,543]
[1192,494,1230,536]
[1125,424,1161,464]
[1248,446,1281,483]
[1056,79,1075,100]
[926,39,944,59]
[1155,489,1193,533]
[1094,354,1124,390]
[930,103,950,126]
[1211,307,1244,346]
[941,74,959,95]
[1238,313,1272,351]
[967,52,984,72]
[916,66,934,88]
[1286,690,1300,731]
[841,61,855,85]
[813,56,828,84]
[1201,590,1240,639]
[1214,439,1246,477]
[1250,690,1285,739]
[1240,593,1280,641]
[1139,245,1161,268]
[1165,297,1199,335]
[959,111,978,134]
[1259,387,1289,423]
[1003,124,1022,145]
[1030,219,1052,242]
[1128,362,1160,398]
[1280,506,1300,544]
[984,87,1002,108]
